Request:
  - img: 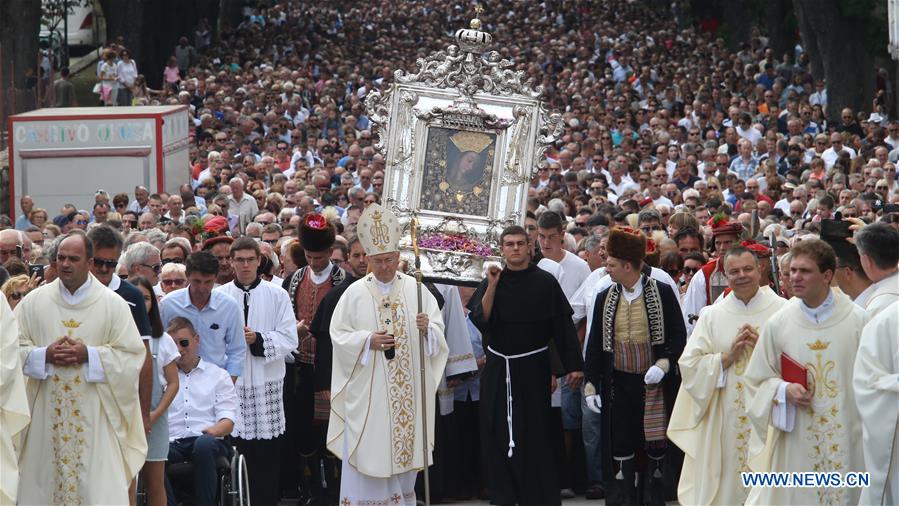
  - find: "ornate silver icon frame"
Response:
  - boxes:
[365,12,562,284]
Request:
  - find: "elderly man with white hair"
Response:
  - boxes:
[245,222,264,239]
[228,177,259,232]
[124,242,162,287]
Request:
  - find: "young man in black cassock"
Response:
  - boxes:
[468,225,584,506]
[583,227,686,506]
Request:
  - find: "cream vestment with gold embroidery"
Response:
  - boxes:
[743,291,866,505]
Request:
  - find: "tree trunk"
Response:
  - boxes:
[98,0,143,62]
[792,0,824,81]
[0,0,41,120]
[793,0,872,122]
[764,0,794,60]
[721,0,751,50]
[218,0,242,38]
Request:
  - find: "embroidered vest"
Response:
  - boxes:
[613,296,654,373]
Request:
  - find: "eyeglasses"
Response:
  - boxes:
[141,263,162,274]
[231,256,258,265]
[162,278,187,287]
[93,258,118,270]
[76,220,88,226]
[876,186,888,190]
[10,291,26,301]
[177,338,191,348]
[161,258,183,265]
[683,266,699,275]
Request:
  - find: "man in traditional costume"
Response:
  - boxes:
[217,237,298,505]
[327,203,448,505]
[468,225,584,506]
[854,222,899,317]
[681,215,742,334]
[15,233,147,505]
[668,246,786,505]
[281,213,352,502]
[853,300,899,505]
[0,296,29,505]
[744,239,867,505]
[583,226,686,506]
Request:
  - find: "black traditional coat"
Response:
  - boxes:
[583,274,686,482]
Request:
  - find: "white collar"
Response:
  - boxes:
[374,276,395,295]
[309,266,331,285]
[621,275,644,303]
[59,275,93,305]
[799,289,836,324]
[870,271,898,291]
[107,273,121,291]
[854,282,877,307]
[732,286,764,309]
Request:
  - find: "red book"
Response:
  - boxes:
[781,352,808,389]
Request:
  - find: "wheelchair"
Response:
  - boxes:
[137,440,250,506]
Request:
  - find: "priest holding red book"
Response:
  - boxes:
[742,239,867,505]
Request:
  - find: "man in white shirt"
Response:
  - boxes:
[821,132,856,170]
[227,178,259,233]
[128,185,151,215]
[165,316,239,506]
[605,161,638,197]
[735,113,762,148]
[534,210,593,498]
[808,79,827,111]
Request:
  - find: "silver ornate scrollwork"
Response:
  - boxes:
[394,91,419,176]
[394,20,542,99]
[371,11,560,285]
[502,105,532,185]
[365,88,393,154]
[533,104,564,173]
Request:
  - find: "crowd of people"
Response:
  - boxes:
[3,0,899,505]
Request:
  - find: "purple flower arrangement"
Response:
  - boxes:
[418,232,497,257]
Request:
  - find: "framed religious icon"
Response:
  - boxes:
[366,10,562,284]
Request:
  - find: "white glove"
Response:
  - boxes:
[585,394,602,414]
[644,365,665,385]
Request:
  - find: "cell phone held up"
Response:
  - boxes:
[29,264,45,280]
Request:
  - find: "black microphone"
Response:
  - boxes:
[385,334,395,360]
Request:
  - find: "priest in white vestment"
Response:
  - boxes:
[328,204,448,506]
[853,300,899,506]
[743,239,866,505]
[668,246,786,505]
[15,233,147,505]
[0,295,29,505]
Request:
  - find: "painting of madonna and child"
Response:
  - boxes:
[420,127,497,217]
